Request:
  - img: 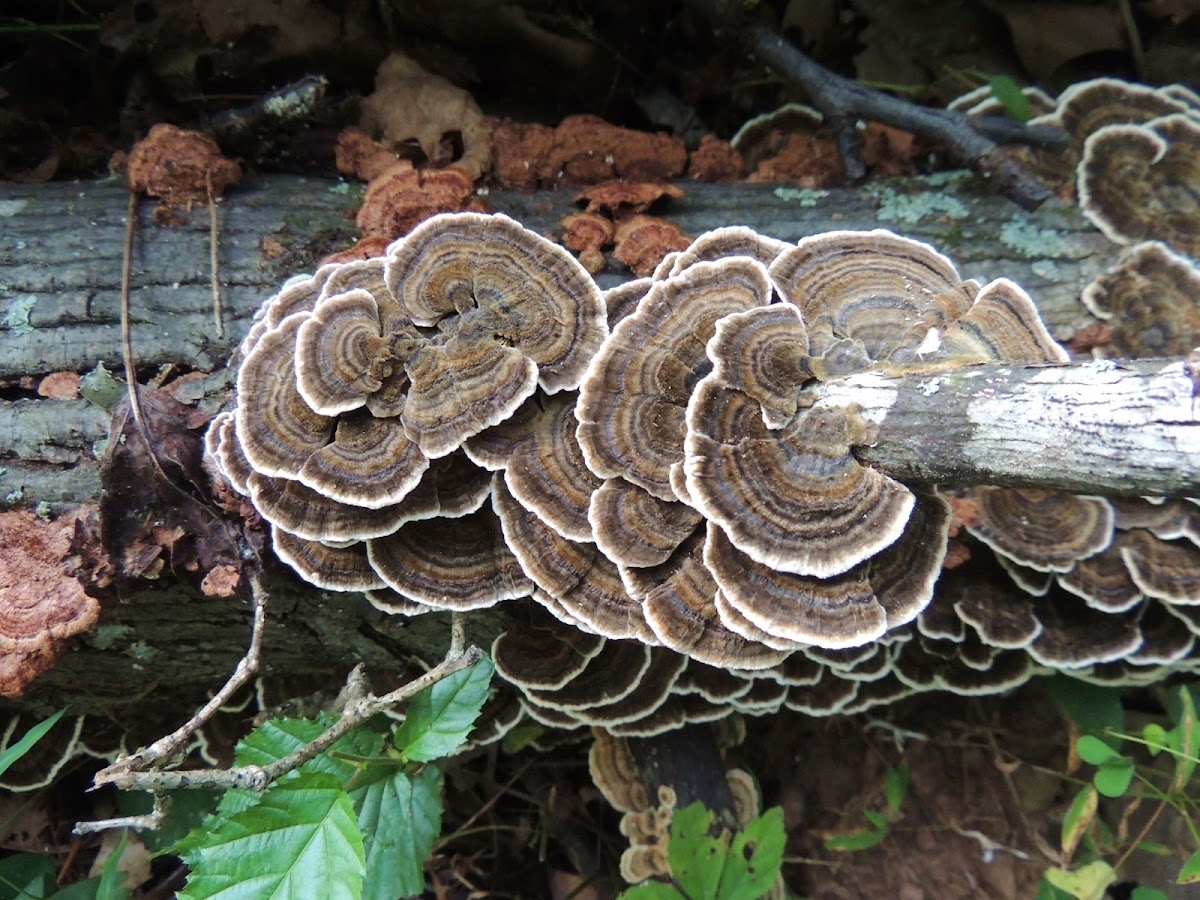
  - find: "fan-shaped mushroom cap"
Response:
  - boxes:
[564,648,687,726]
[967,488,1114,573]
[367,506,531,609]
[783,668,860,715]
[951,581,1042,649]
[504,393,600,542]
[576,257,773,501]
[1078,115,1200,256]
[294,289,389,416]
[685,391,914,579]
[1055,78,1190,144]
[492,606,605,691]
[603,277,654,328]
[235,314,335,479]
[238,267,328,362]
[523,640,653,711]
[674,661,757,700]
[364,586,432,616]
[1080,242,1200,356]
[894,644,1034,695]
[667,226,792,277]
[608,691,732,737]
[590,729,651,815]
[385,212,606,390]
[1129,601,1195,665]
[731,103,824,169]
[1058,542,1143,612]
[930,278,1069,366]
[589,478,702,569]
[635,532,792,669]
[461,396,542,471]
[270,527,385,591]
[861,490,952,629]
[1120,530,1200,604]
[840,674,918,714]
[711,588,806,652]
[996,555,1054,596]
[296,411,429,509]
[208,411,253,495]
[247,471,414,543]
[730,677,789,714]
[1028,593,1144,667]
[705,523,886,649]
[491,476,652,641]
[704,303,813,428]
[768,230,975,371]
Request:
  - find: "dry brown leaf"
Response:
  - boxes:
[360,52,491,180]
[984,0,1124,82]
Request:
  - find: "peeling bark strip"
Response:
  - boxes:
[814,360,1200,496]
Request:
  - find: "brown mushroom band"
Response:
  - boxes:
[206,213,1200,737]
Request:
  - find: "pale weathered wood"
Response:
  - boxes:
[0,171,1120,513]
[0,171,1146,719]
[814,359,1200,496]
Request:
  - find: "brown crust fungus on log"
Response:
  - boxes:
[0,510,102,698]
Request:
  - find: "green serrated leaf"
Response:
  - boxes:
[1076,735,1120,766]
[715,807,785,900]
[1131,887,1170,900]
[884,765,909,819]
[1179,847,1200,884]
[1061,785,1097,863]
[1043,860,1116,900]
[396,656,494,763]
[667,803,724,900]
[1048,677,1125,747]
[987,75,1033,122]
[0,852,57,899]
[1093,757,1135,798]
[178,772,365,900]
[0,710,66,778]
[353,764,443,900]
[1135,840,1173,856]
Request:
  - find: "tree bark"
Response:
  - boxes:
[0,172,1150,720]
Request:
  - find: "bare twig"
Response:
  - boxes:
[81,611,482,814]
[683,0,1053,209]
[74,795,168,835]
[89,572,269,786]
[207,172,223,339]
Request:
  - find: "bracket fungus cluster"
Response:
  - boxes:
[208,210,1200,739]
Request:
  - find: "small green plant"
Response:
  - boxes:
[1042,677,1200,899]
[822,763,909,852]
[167,654,494,900]
[620,802,786,900]
[0,710,130,899]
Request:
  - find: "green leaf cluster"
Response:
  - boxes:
[170,655,494,900]
[621,803,786,900]
[1045,679,1200,897]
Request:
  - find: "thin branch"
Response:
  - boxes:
[683,0,1053,209]
[90,572,269,785]
[83,611,482,803]
[207,172,224,339]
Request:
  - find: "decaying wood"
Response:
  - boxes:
[817,359,1200,497]
[0,171,1155,722]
